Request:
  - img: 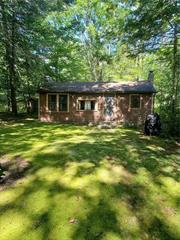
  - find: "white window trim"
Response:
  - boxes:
[46,93,69,112]
[129,94,142,110]
[76,99,98,111]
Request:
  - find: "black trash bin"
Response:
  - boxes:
[144,113,161,136]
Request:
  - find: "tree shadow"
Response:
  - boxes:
[0,120,179,240]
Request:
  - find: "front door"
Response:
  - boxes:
[104,96,114,121]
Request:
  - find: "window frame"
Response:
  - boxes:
[46,93,69,112]
[129,94,141,110]
[77,98,97,111]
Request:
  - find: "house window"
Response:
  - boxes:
[79,100,85,110]
[48,94,57,111]
[90,101,96,110]
[59,94,68,111]
[78,100,96,110]
[130,95,141,109]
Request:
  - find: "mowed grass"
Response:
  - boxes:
[0,120,180,240]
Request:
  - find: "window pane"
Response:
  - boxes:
[85,100,91,110]
[59,95,68,111]
[48,95,57,111]
[78,100,96,110]
[131,95,140,108]
[79,100,85,110]
[91,101,95,110]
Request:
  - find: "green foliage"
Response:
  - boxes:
[124,0,179,136]
[124,0,179,52]
[56,0,129,81]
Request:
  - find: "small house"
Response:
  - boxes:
[38,72,156,125]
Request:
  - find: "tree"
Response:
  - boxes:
[124,0,179,135]
[0,0,69,114]
[0,0,18,115]
[0,1,41,114]
[56,0,128,81]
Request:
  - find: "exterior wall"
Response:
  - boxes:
[39,92,153,125]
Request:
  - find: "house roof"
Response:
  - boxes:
[38,80,156,94]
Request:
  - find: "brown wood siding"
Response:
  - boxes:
[39,92,153,124]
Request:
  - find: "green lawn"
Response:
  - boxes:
[0,120,180,240]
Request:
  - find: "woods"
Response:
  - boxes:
[0,0,179,135]
[0,2,180,239]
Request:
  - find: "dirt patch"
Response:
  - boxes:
[0,155,30,191]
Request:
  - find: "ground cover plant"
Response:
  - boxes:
[0,119,179,240]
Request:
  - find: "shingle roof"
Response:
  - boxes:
[38,80,156,94]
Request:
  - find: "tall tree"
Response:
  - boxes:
[0,0,68,114]
[0,0,18,115]
[0,1,39,114]
[124,0,179,134]
[56,0,128,81]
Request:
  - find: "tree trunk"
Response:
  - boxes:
[172,23,177,114]
[170,21,178,135]
[9,9,18,116]
[6,85,11,112]
[0,1,18,116]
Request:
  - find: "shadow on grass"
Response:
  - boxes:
[0,120,179,240]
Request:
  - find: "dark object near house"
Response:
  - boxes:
[144,113,161,135]
[0,166,5,182]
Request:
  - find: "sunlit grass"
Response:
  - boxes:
[0,120,179,240]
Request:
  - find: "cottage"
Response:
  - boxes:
[38,72,156,125]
